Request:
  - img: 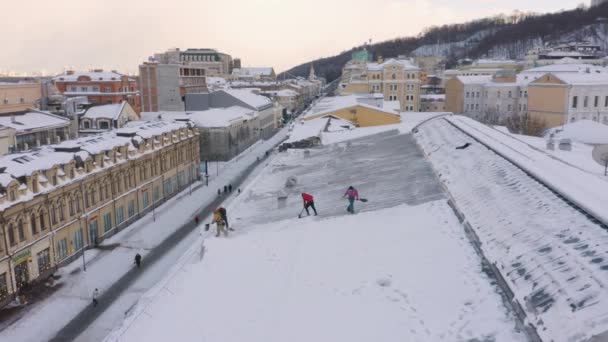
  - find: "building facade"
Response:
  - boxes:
[139,63,207,112]
[0,121,199,306]
[340,57,422,112]
[0,82,42,114]
[53,70,141,113]
[79,101,140,135]
[153,48,234,77]
[0,111,72,154]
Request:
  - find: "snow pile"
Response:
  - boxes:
[416,117,608,341]
[551,119,608,145]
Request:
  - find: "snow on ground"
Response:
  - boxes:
[0,129,288,342]
[106,131,525,342]
[416,117,608,342]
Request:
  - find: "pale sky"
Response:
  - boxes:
[1,0,583,75]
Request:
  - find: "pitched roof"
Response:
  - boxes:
[0,111,70,133]
[222,89,273,109]
[53,70,134,82]
[151,106,256,128]
[83,102,127,120]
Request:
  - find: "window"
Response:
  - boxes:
[81,87,88,92]
[30,213,37,235]
[104,86,111,92]
[70,86,77,92]
[154,187,160,202]
[56,238,68,261]
[92,86,99,92]
[143,192,150,209]
[8,224,15,246]
[497,91,501,98]
[0,273,7,301]
[116,206,125,225]
[69,198,75,216]
[19,98,25,104]
[74,229,83,251]
[58,200,65,221]
[37,248,51,274]
[83,121,91,129]
[476,92,480,98]
[17,220,25,242]
[595,96,599,107]
[572,96,578,108]
[99,121,110,130]
[524,91,528,98]
[508,104,512,111]
[103,212,112,232]
[466,92,470,98]
[40,211,46,230]
[50,205,57,225]
[9,191,15,201]
[128,200,135,218]
[584,96,589,108]
[475,104,479,110]
[508,91,512,98]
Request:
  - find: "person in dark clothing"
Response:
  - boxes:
[134,253,142,268]
[92,288,99,307]
[301,193,318,216]
[195,216,200,224]
[224,185,228,193]
[238,188,241,194]
[217,189,221,195]
[217,207,233,231]
[228,184,233,193]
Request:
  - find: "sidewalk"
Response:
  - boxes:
[0,129,288,342]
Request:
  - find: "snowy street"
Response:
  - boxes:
[106,131,526,342]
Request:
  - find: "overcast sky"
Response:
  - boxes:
[1,0,583,75]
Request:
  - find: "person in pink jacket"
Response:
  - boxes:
[343,186,359,214]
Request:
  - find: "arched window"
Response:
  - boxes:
[50,204,57,225]
[8,224,15,246]
[75,194,81,212]
[69,196,75,216]
[58,200,65,221]
[17,219,25,242]
[40,210,46,230]
[31,213,37,235]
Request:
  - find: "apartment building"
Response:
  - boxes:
[0,82,42,114]
[153,48,234,77]
[340,57,422,112]
[0,121,199,306]
[149,106,258,161]
[185,88,281,139]
[445,75,492,117]
[53,70,140,113]
[0,111,71,155]
[529,72,608,127]
[139,62,207,112]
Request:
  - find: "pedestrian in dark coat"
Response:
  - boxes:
[228,184,233,193]
[134,253,142,268]
[217,207,233,231]
[224,185,228,193]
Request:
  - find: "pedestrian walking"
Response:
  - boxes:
[301,192,318,217]
[343,186,359,214]
[224,185,228,193]
[212,208,228,237]
[217,189,221,196]
[134,253,142,268]
[92,288,99,307]
[195,216,200,224]
[238,188,241,194]
[228,184,233,193]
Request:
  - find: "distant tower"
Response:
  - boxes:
[309,63,316,81]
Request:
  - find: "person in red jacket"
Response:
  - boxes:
[301,192,318,216]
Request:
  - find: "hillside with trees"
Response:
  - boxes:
[281,3,608,82]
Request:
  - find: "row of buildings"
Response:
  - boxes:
[445,63,608,128]
[0,121,200,306]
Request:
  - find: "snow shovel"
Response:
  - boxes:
[297,207,306,219]
[204,223,210,231]
[359,198,368,203]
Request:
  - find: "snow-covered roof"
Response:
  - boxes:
[547,72,608,86]
[523,63,608,74]
[83,102,126,120]
[0,111,70,133]
[552,119,608,145]
[304,94,399,119]
[152,106,256,128]
[222,89,273,109]
[53,70,134,82]
[455,75,493,85]
[206,77,227,85]
[262,89,299,97]
[232,67,275,77]
[366,58,420,72]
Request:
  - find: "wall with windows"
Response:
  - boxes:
[0,124,199,306]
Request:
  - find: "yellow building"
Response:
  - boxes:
[340,57,422,112]
[303,94,401,127]
[0,121,199,306]
[0,82,42,114]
